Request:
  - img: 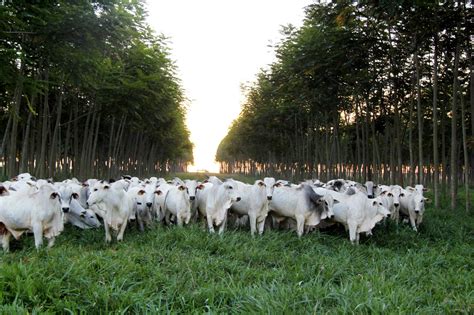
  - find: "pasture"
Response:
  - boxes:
[0,174,472,313]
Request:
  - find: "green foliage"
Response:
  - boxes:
[217,1,471,182]
[0,186,472,313]
[0,0,193,177]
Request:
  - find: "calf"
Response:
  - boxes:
[230,179,273,236]
[164,184,191,226]
[400,190,428,232]
[87,181,132,242]
[204,179,241,235]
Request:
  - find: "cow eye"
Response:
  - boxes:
[72,193,79,199]
[379,202,383,206]
[137,202,142,205]
[420,200,424,203]
[94,188,98,192]
[388,193,393,197]
[228,186,233,189]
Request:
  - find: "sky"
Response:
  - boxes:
[146,0,312,173]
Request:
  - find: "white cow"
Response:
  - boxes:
[269,183,329,237]
[164,184,191,226]
[331,192,391,244]
[126,185,154,231]
[57,182,101,229]
[204,179,241,235]
[87,181,132,242]
[153,182,173,222]
[230,179,274,236]
[0,184,64,251]
[400,189,428,232]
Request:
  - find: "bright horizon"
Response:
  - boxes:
[146,1,312,172]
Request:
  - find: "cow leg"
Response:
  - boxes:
[47,237,55,248]
[295,215,305,237]
[348,221,358,244]
[206,213,215,233]
[137,215,145,232]
[177,211,183,227]
[218,215,227,235]
[257,218,266,235]
[117,220,128,242]
[32,223,44,249]
[248,212,257,236]
[104,221,112,243]
[416,214,423,226]
[2,231,11,252]
[409,212,418,232]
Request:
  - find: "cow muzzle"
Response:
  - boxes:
[190,196,195,201]
[394,203,399,207]
[236,197,241,202]
[146,202,152,208]
[414,210,420,214]
[62,207,70,213]
[267,196,272,200]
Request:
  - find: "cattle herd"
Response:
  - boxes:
[0,173,429,251]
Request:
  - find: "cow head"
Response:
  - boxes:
[263,177,276,200]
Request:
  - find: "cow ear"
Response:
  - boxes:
[178,185,186,191]
[388,192,393,197]
[399,193,405,197]
[72,193,79,199]
[138,190,145,195]
[424,198,431,203]
[104,185,110,190]
[203,179,209,183]
[0,186,9,196]
[197,184,205,190]
[274,183,281,188]
[257,181,265,187]
[11,176,18,181]
[423,188,428,192]
[155,190,162,195]
[82,182,89,187]
[50,192,59,199]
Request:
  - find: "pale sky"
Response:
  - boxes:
[146,1,312,173]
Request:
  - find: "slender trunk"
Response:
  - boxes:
[409,70,415,186]
[8,65,24,177]
[1,115,12,175]
[19,111,33,173]
[432,33,440,207]
[49,84,64,177]
[450,38,460,210]
[460,96,469,213]
[415,49,423,184]
[38,70,49,178]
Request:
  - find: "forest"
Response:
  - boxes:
[217,1,472,209]
[0,0,193,180]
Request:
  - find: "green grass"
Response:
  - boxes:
[0,179,473,313]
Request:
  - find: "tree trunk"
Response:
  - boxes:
[432,33,440,207]
[415,49,423,184]
[460,95,469,213]
[450,38,460,210]
[8,65,24,177]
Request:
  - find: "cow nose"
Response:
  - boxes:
[267,196,272,200]
[368,195,374,199]
[394,203,399,207]
[146,202,152,208]
[415,210,420,214]
[190,196,195,201]
[387,213,391,218]
[236,197,241,202]
[62,207,70,213]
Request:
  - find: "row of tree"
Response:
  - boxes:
[0,0,193,180]
[216,1,472,209]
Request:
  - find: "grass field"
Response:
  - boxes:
[0,176,473,313]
